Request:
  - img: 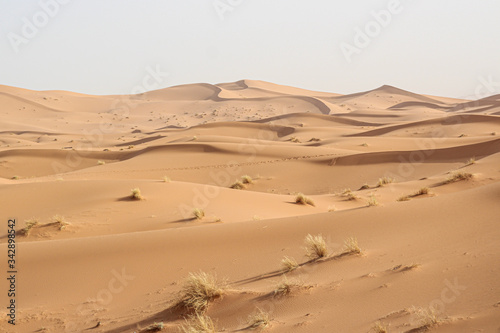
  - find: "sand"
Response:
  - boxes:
[0,80,499,332]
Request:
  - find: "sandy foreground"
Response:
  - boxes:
[0,79,499,332]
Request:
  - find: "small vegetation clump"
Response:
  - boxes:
[247,308,270,330]
[97,160,105,165]
[414,187,429,196]
[180,313,216,333]
[274,277,302,297]
[22,218,39,236]
[131,188,144,200]
[412,306,440,329]
[372,321,388,333]
[304,234,328,259]
[281,256,299,272]
[163,176,171,183]
[446,171,473,183]
[358,183,370,190]
[342,189,359,201]
[230,180,246,190]
[398,187,431,201]
[178,271,226,313]
[144,322,164,332]
[193,208,205,220]
[465,157,476,165]
[52,215,69,230]
[241,175,253,184]
[377,177,395,187]
[295,193,315,206]
[367,195,378,207]
[343,237,361,255]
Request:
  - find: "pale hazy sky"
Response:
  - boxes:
[1,0,499,98]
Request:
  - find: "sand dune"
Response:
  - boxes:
[0,81,499,333]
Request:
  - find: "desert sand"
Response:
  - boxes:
[0,79,499,332]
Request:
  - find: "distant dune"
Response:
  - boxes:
[0,81,499,333]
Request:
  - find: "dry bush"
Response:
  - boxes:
[372,322,387,333]
[397,195,410,202]
[52,215,69,230]
[163,176,171,183]
[295,193,315,206]
[230,180,246,190]
[273,277,302,297]
[247,308,270,330]
[193,208,205,220]
[180,313,215,333]
[178,271,226,313]
[377,177,395,187]
[465,157,476,165]
[241,175,253,184]
[343,237,361,255]
[97,160,105,165]
[414,187,429,196]
[412,306,439,328]
[342,188,359,201]
[144,322,164,332]
[131,188,143,200]
[446,172,473,183]
[367,195,378,206]
[304,234,328,259]
[22,217,39,236]
[281,256,299,272]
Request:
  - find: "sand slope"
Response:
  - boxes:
[0,81,499,333]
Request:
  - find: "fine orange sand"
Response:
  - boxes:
[0,80,499,332]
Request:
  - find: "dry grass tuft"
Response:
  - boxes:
[327,205,336,212]
[372,322,388,333]
[144,321,164,332]
[131,188,144,200]
[180,313,215,333]
[412,306,439,328]
[230,180,246,190]
[367,195,379,207]
[247,308,270,330]
[52,215,69,230]
[343,237,361,255]
[295,193,315,206]
[399,187,431,201]
[377,177,395,187]
[193,208,205,220]
[162,176,171,183]
[273,277,303,297]
[342,188,359,201]
[281,256,299,273]
[359,183,370,190]
[446,171,473,183]
[97,160,105,165]
[241,175,253,184]
[22,217,39,236]
[465,157,476,165]
[414,187,429,196]
[178,271,226,313]
[304,234,328,259]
